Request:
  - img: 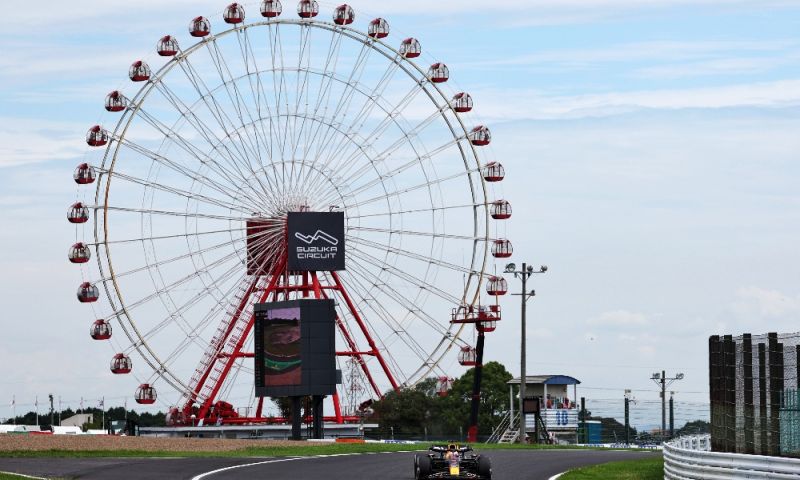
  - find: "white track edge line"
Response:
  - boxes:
[547,472,565,480]
[0,471,49,480]
[191,449,423,480]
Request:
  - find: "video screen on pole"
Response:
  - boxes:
[262,306,302,386]
[287,211,345,271]
[254,299,340,397]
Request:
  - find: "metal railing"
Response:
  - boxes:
[486,411,518,444]
[664,434,800,479]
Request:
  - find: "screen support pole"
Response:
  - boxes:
[291,396,302,440]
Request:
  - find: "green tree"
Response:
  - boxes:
[676,420,710,436]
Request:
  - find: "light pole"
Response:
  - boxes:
[650,371,683,440]
[505,262,547,443]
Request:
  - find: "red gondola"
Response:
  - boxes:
[189,16,211,37]
[297,0,319,18]
[428,63,449,83]
[74,163,96,184]
[469,125,491,146]
[157,35,179,56]
[135,384,157,404]
[436,376,453,397]
[77,282,99,303]
[490,200,512,220]
[451,92,473,113]
[477,320,497,333]
[483,162,504,182]
[110,353,132,374]
[400,38,421,58]
[486,275,508,296]
[261,0,282,17]
[104,91,127,112]
[333,4,354,25]
[67,202,89,224]
[86,125,108,147]
[223,3,245,24]
[90,319,112,340]
[491,239,513,258]
[458,346,477,366]
[368,18,389,39]
[68,242,91,264]
[129,61,151,82]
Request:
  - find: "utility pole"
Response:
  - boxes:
[624,390,631,446]
[505,262,547,443]
[669,392,674,438]
[650,371,684,441]
[49,394,54,428]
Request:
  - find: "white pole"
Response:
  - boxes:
[58,396,62,426]
[11,395,15,425]
[101,397,105,431]
[35,396,39,427]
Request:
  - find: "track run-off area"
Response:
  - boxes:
[0,449,659,479]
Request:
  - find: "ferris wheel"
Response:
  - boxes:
[69,0,512,424]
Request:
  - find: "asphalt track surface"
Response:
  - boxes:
[0,449,660,479]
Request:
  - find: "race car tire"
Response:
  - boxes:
[413,454,419,479]
[416,455,432,479]
[477,455,492,480]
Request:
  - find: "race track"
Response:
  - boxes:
[0,449,660,479]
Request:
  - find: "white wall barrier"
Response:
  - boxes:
[664,434,800,479]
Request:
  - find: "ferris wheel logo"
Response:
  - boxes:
[294,230,339,246]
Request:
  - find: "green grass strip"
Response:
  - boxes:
[0,442,655,459]
[559,456,664,479]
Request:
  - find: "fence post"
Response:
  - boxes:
[709,335,721,451]
[580,397,586,444]
[768,333,783,456]
[624,396,630,445]
[723,335,737,452]
[759,342,768,455]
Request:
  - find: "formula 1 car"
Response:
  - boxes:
[413,444,492,479]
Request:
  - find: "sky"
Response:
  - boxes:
[1,0,799,431]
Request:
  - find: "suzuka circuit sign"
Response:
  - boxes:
[287,211,345,271]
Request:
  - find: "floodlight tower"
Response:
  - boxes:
[650,371,684,439]
[505,262,547,442]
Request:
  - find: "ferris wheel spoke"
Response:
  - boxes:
[139,267,249,354]
[342,262,456,386]
[236,29,278,169]
[174,59,278,209]
[204,39,270,175]
[287,23,312,180]
[330,136,463,203]
[102,204,244,222]
[347,235,477,276]
[106,168,253,215]
[115,135,268,213]
[307,40,375,170]
[311,83,428,190]
[132,105,275,212]
[339,264,448,358]
[347,201,480,219]
[301,38,369,175]
[92,226,246,246]
[299,29,344,165]
[111,244,247,316]
[310,63,400,184]
[348,226,479,242]
[346,244,461,305]
[331,271,416,386]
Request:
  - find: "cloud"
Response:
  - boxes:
[0,118,86,168]
[734,286,800,317]
[468,79,800,122]
[588,310,649,328]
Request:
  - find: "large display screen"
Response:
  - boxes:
[262,306,302,386]
[254,299,340,397]
[287,211,345,271]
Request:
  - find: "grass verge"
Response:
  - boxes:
[559,456,664,479]
[0,441,654,458]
